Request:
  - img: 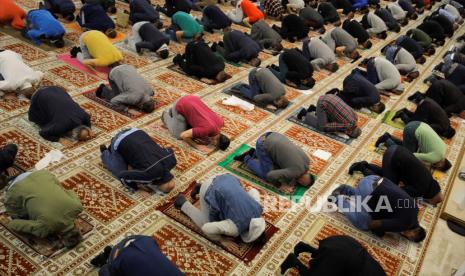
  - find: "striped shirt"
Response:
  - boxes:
[264,0,284,18]
[318,94,358,132]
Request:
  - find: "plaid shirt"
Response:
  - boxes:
[264,0,284,18]
[318,94,358,132]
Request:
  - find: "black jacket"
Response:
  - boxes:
[28,86,91,142]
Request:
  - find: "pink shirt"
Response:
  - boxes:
[175,95,224,138]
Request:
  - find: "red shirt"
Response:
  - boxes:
[241,0,264,23]
[175,95,224,138]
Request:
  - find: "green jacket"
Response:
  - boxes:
[5,170,83,238]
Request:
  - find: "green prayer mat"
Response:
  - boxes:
[219,144,311,202]
[382,110,405,130]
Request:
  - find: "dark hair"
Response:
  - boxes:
[411,13,418,20]
[216,71,231,83]
[65,13,75,22]
[106,29,117,39]
[218,134,230,151]
[108,6,117,14]
[329,63,339,72]
[440,159,452,171]
[363,40,372,49]
[393,26,401,33]
[412,227,427,243]
[158,49,169,59]
[371,102,385,113]
[303,77,315,88]
[273,43,284,52]
[52,38,65,48]
[155,21,164,29]
[318,27,326,34]
[417,56,426,64]
[379,31,388,39]
[444,128,456,139]
[401,18,408,26]
[62,229,82,249]
[142,100,155,113]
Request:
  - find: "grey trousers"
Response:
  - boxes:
[161,104,187,140]
[181,176,261,241]
[303,105,327,131]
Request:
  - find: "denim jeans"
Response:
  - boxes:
[100,129,132,178]
[237,68,261,100]
[269,54,288,83]
[366,59,379,85]
[336,175,379,230]
[244,132,274,180]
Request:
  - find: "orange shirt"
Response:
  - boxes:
[0,0,26,29]
[241,0,264,23]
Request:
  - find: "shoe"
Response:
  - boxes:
[307,104,316,113]
[174,194,187,209]
[233,148,255,162]
[375,132,391,147]
[190,183,201,199]
[95,83,106,98]
[347,127,361,138]
[211,42,218,51]
[70,46,81,58]
[392,109,405,121]
[90,246,112,267]
[99,144,107,153]
[407,91,424,102]
[348,161,368,175]
[297,108,307,120]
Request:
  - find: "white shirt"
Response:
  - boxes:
[0,50,43,92]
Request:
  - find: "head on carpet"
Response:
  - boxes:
[401,226,426,243]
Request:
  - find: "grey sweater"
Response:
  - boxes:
[306,37,336,70]
[374,57,404,91]
[321,27,357,55]
[264,132,310,184]
[253,68,285,105]
[393,47,416,73]
[367,13,388,35]
[387,3,406,20]
[250,20,282,49]
[108,64,154,108]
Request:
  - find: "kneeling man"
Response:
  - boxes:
[100,128,177,192]
[3,170,83,248]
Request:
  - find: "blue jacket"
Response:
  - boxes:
[77,3,115,31]
[342,70,380,108]
[47,0,76,14]
[99,235,184,276]
[350,0,368,10]
[28,86,91,142]
[130,0,159,23]
[26,10,65,45]
[205,174,263,233]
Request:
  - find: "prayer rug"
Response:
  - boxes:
[382,110,406,129]
[222,85,293,115]
[167,64,219,85]
[0,213,93,258]
[2,42,48,62]
[219,144,311,201]
[57,53,110,80]
[287,109,368,145]
[82,88,157,119]
[157,181,279,263]
[155,71,206,94]
[3,164,26,179]
[64,22,127,43]
[215,99,271,123]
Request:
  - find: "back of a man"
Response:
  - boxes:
[175,95,223,138]
[5,170,83,238]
